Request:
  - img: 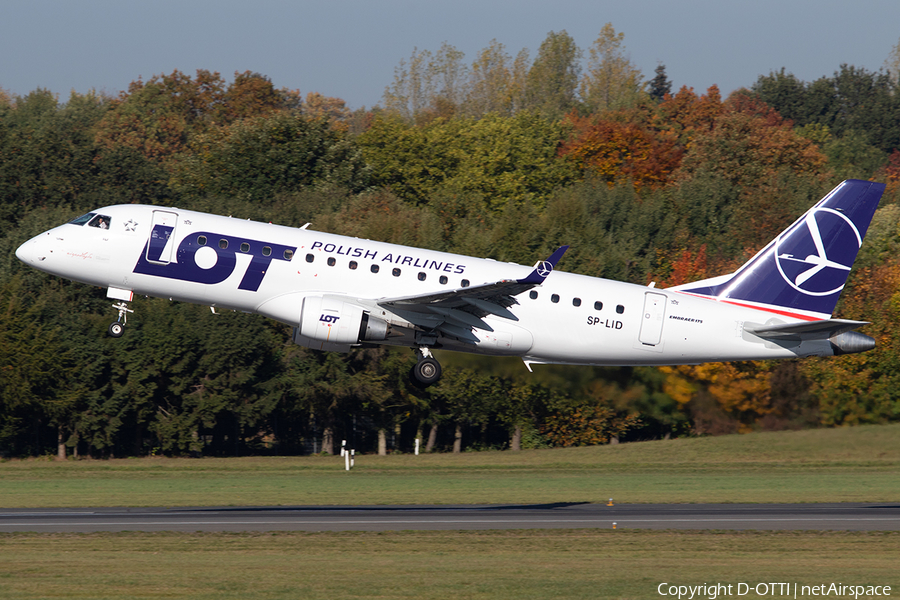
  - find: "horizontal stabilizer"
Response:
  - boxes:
[744,319,869,340]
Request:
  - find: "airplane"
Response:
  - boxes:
[15,179,884,386]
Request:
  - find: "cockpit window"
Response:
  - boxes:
[87,215,111,229]
[69,213,96,226]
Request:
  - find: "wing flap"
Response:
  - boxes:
[427,306,494,332]
[376,246,568,344]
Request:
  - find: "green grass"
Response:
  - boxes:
[2,426,899,599]
[1,423,899,507]
[0,530,897,599]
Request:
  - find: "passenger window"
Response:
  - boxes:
[594,301,603,311]
[529,291,538,300]
[219,239,228,249]
[551,294,560,303]
[349,261,358,270]
[262,246,272,257]
[418,272,426,281]
[616,305,625,314]
[392,268,401,277]
[305,254,314,263]
[439,275,448,285]
[197,236,207,246]
[240,243,250,253]
[88,215,112,229]
[284,250,293,260]
[573,298,581,307]
[327,257,336,267]
[461,279,470,288]
[371,265,379,273]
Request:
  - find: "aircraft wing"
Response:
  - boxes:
[743,319,869,340]
[377,246,568,343]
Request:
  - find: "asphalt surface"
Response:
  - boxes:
[1,503,898,533]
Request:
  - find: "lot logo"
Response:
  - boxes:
[320,314,340,324]
[134,227,297,292]
[774,207,861,297]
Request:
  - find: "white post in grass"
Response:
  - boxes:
[345,449,350,471]
[341,439,346,457]
[351,449,355,468]
[415,438,420,456]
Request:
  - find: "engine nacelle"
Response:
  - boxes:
[292,295,388,352]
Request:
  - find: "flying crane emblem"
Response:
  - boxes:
[536,261,553,278]
[775,207,862,297]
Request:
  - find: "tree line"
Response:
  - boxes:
[2,27,900,458]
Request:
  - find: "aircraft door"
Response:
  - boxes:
[146,210,178,264]
[639,292,667,346]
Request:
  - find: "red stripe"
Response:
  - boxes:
[718,300,821,321]
[676,292,823,321]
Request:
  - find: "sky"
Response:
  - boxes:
[2,0,899,110]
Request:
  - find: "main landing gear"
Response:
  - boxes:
[108,301,133,338]
[411,347,442,386]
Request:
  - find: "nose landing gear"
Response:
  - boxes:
[411,347,442,386]
[108,301,133,338]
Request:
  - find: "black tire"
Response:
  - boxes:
[412,357,442,386]
[108,322,124,337]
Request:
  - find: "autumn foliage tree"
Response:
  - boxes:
[561,114,683,190]
[4,35,900,457]
[677,92,828,190]
[93,69,298,166]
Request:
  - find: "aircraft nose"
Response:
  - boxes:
[15,239,33,264]
[15,236,47,266]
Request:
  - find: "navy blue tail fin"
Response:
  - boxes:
[674,180,885,319]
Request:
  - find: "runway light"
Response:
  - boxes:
[607,498,614,506]
[612,522,617,529]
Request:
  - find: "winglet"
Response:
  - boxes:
[517,246,569,285]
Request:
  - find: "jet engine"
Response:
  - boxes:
[292,295,389,352]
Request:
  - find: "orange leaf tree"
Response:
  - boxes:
[560,114,683,190]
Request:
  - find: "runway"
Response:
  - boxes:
[1,502,898,533]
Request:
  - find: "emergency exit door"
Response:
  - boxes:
[639,292,667,346]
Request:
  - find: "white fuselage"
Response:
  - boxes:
[15,204,837,366]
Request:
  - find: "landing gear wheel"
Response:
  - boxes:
[108,300,133,338]
[412,357,442,386]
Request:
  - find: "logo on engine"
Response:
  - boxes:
[774,207,861,297]
[319,314,340,324]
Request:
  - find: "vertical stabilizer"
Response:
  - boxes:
[675,180,885,320]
